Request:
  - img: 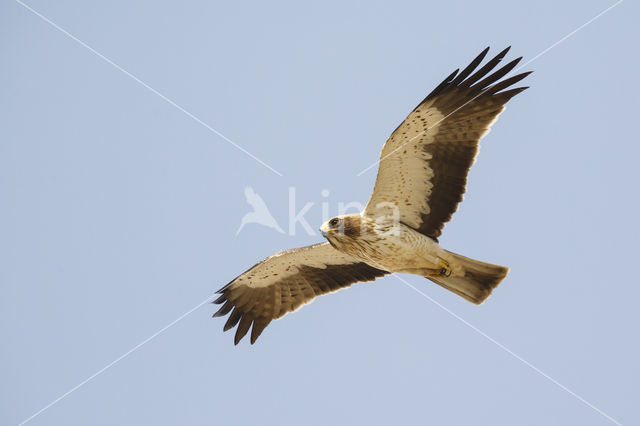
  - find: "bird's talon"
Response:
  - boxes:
[439,263,452,277]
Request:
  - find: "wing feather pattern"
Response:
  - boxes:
[364,46,531,239]
[213,243,388,344]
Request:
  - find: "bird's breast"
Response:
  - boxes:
[332,221,443,272]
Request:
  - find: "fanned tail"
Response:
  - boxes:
[427,250,509,304]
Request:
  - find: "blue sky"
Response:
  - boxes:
[2,1,639,425]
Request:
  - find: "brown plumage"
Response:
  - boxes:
[214,47,530,344]
[364,46,531,239]
[213,243,388,344]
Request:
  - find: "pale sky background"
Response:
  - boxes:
[2,1,639,425]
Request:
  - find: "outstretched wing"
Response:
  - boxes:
[213,242,388,344]
[363,46,531,239]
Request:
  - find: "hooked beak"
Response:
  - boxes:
[319,223,331,237]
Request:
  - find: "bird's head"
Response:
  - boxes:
[320,214,363,243]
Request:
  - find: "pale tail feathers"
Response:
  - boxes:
[427,250,509,304]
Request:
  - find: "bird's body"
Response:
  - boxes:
[320,213,444,273]
[320,213,507,304]
[214,46,530,344]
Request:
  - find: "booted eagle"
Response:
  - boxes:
[214,46,531,344]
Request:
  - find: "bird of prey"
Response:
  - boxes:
[214,46,531,345]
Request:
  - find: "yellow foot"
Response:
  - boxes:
[418,260,452,278]
[437,260,452,277]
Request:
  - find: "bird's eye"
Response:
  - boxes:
[329,218,339,227]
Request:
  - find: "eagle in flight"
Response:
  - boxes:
[214,47,531,344]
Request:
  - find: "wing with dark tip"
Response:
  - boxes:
[213,242,388,345]
[364,46,531,239]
